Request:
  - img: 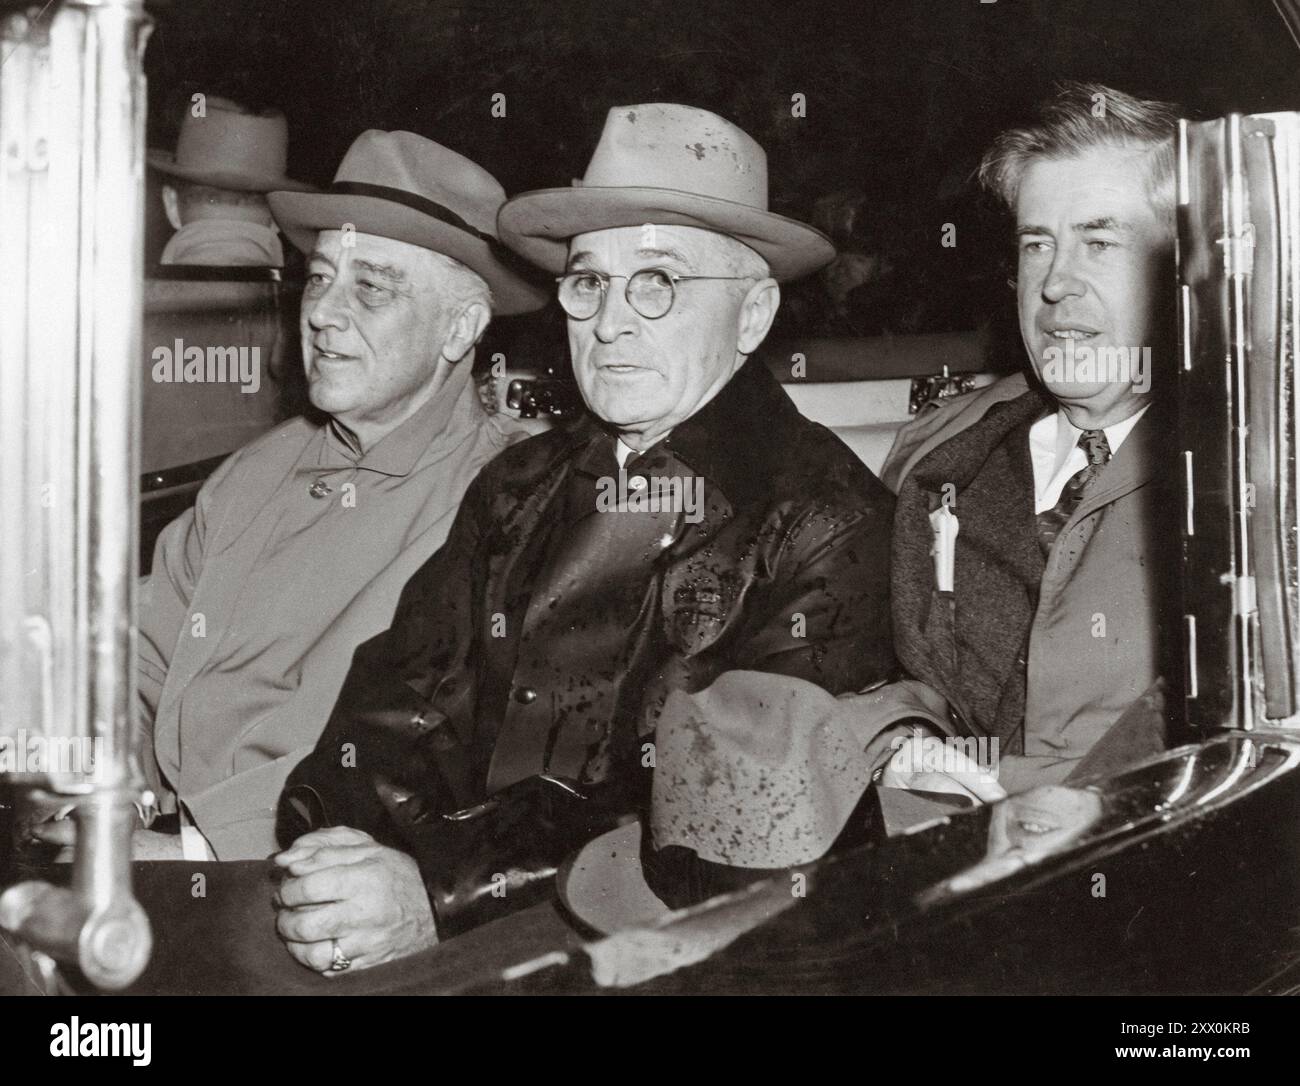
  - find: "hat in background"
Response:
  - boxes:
[148,95,315,193]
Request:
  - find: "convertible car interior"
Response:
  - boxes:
[1,0,1299,1003]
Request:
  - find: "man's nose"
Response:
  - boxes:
[306,281,349,332]
[1040,247,1086,303]
[591,280,638,343]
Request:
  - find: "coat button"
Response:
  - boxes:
[512,685,538,704]
[628,475,648,491]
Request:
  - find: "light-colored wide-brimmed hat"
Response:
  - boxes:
[148,96,315,193]
[498,103,835,282]
[559,672,952,935]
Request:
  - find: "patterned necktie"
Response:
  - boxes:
[1035,428,1111,557]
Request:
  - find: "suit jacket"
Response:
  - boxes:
[280,360,898,927]
[882,372,1181,789]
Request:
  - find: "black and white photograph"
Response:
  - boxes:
[0,0,1298,1055]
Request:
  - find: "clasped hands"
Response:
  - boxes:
[272,826,439,975]
[29,804,438,974]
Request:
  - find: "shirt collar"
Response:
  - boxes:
[1050,402,1151,474]
[616,434,669,468]
[570,361,794,509]
[323,374,488,478]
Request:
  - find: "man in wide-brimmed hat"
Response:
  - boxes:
[148,95,316,266]
[272,104,898,974]
[68,131,547,869]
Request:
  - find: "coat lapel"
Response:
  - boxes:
[1070,400,1164,520]
[892,388,1050,739]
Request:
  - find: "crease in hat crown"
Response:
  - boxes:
[267,128,547,315]
[576,104,769,208]
[334,130,504,237]
[497,102,835,282]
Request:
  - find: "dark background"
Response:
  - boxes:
[12,0,1300,344]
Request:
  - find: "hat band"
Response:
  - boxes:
[329,181,495,245]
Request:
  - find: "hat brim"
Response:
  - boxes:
[267,191,548,316]
[556,820,675,936]
[148,150,317,194]
[498,186,836,282]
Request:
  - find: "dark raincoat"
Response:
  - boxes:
[278,360,897,932]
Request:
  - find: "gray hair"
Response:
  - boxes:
[704,232,771,286]
[428,250,494,335]
[978,81,1181,232]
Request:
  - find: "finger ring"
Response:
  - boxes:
[328,939,352,973]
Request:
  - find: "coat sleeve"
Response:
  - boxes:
[727,483,899,696]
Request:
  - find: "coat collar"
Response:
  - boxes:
[324,373,488,477]
[568,360,796,510]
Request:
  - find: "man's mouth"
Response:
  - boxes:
[1043,327,1100,340]
[313,347,353,362]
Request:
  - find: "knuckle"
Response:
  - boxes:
[299,911,328,942]
[275,910,299,941]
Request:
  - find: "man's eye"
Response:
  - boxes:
[356,280,391,301]
[304,272,329,294]
[639,269,675,290]
[571,274,604,294]
[1087,239,1117,251]
[1020,240,1051,254]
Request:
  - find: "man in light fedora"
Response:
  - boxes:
[148,95,315,266]
[271,104,898,973]
[27,131,547,865]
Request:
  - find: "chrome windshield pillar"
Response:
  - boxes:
[0,0,154,990]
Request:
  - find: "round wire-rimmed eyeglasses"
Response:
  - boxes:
[555,268,753,320]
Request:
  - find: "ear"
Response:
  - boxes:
[441,300,492,365]
[161,184,182,231]
[736,278,780,356]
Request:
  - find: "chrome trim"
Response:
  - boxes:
[916,734,1300,904]
[0,0,154,990]
[140,454,227,497]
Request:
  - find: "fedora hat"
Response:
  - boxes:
[497,104,835,282]
[558,672,954,935]
[269,130,547,316]
[148,96,315,194]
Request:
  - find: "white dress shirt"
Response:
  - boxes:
[616,435,672,468]
[615,438,638,468]
[1028,405,1149,514]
